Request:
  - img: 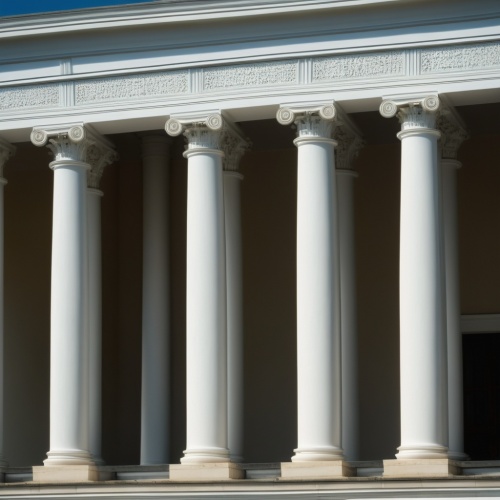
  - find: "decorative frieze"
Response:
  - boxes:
[421,41,500,74]
[74,71,188,105]
[312,51,405,82]
[0,84,59,111]
[203,61,298,91]
[2,40,500,119]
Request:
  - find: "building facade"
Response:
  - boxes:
[0,0,500,498]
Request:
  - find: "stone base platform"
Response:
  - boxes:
[280,461,355,479]
[383,459,461,478]
[169,462,244,481]
[33,465,99,483]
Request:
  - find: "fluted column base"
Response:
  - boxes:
[291,446,344,462]
[448,450,469,461]
[383,459,461,478]
[43,449,94,466]
[180,447,230,464]
[281,461,354,479]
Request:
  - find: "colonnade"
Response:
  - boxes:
[0,94,469,482]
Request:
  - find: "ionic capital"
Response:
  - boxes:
[86,141,118,189]
[31,124,116,186]
[221,124,250,172]
[333,108,364,171]
[165,113,225,151]
[0,137,16,179]
[380,95,440,131]
[277,102,338,140]
[31,124,93,163]
[437,108,468,160]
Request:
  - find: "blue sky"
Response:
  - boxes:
[0,0,154,17]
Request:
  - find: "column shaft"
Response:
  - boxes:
[48,160,92,464]
[442,159,466,460]
[337,169,359,461]
[0,140,11,470]
[398,125,447,459]
[88,188,103,464]
[294,131,343,461]
[0,175,7,467]
[184,146,228,463]
[224,171,244,463]
[141,136,170,465]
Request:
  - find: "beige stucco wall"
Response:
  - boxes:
[2,117,499,466]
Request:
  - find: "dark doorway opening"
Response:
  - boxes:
[463,332,500,460]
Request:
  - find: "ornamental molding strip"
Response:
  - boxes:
[2,41,500,115]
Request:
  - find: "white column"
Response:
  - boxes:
[86,140,116,465]
[222,132,248,463]
[334,124,363,462]
[439,114,469,461]
[140,134,171,465]
[277,104,345,466]
[380,97,449,462]
[166,114,230,466]
[0,139,15,469]
[337,168,358,461]
[31,126,94,468]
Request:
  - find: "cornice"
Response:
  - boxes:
[0,0,417,39]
